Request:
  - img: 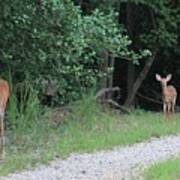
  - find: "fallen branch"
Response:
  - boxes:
[137,93,162,105]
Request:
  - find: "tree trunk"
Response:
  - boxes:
[126,62,135,106]
[124,47,159,108]
[98,51,115,100]
[98,51,109,100]
[107,55,115,99]
[125,2,136,107]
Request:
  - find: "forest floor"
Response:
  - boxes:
[1,134,180,180]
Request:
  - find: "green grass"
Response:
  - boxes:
[144,158,180,180]
[56,109,180,156]
[1,94,180,176]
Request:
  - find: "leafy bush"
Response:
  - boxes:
[0,0,149,105]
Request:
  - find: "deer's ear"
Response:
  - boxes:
[156,74,161,81]
[166,74,172,81]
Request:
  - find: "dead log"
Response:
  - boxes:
[95,87,120,101]
[95,87,130,114]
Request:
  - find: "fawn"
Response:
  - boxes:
[156,74,177,119]
[0,79,9,158]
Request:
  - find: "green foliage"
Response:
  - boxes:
[134,0,179,49]
[0,0,148,105]
[88,0,180,52]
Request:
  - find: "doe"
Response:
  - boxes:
[156,74,177,119]
[0,79,9,158]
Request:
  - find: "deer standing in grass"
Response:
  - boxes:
[0,79,9,158]
[156,74,177,119]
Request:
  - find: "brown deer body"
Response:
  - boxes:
[0,79,9,158]
[156,74,177,118]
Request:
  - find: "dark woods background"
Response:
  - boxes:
[0,0,180,111]
[75,0,180,111]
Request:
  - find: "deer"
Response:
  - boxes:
[0,79,9,158]
[156,74,177,119]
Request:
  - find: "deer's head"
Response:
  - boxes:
[156,74,172,88]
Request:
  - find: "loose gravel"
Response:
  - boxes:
[1,135,180,180]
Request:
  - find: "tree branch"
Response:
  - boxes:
[137,93,162,105]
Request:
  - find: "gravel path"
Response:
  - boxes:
[1,135,180,180]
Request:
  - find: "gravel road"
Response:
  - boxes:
[1,135,180,180]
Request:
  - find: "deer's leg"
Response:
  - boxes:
[0,112,5,158]
[167,103,171,119]
[172,103,175,114]
[172,98,176,114]
[163,103,167,119]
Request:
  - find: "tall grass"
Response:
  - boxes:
[7,81,41,130]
